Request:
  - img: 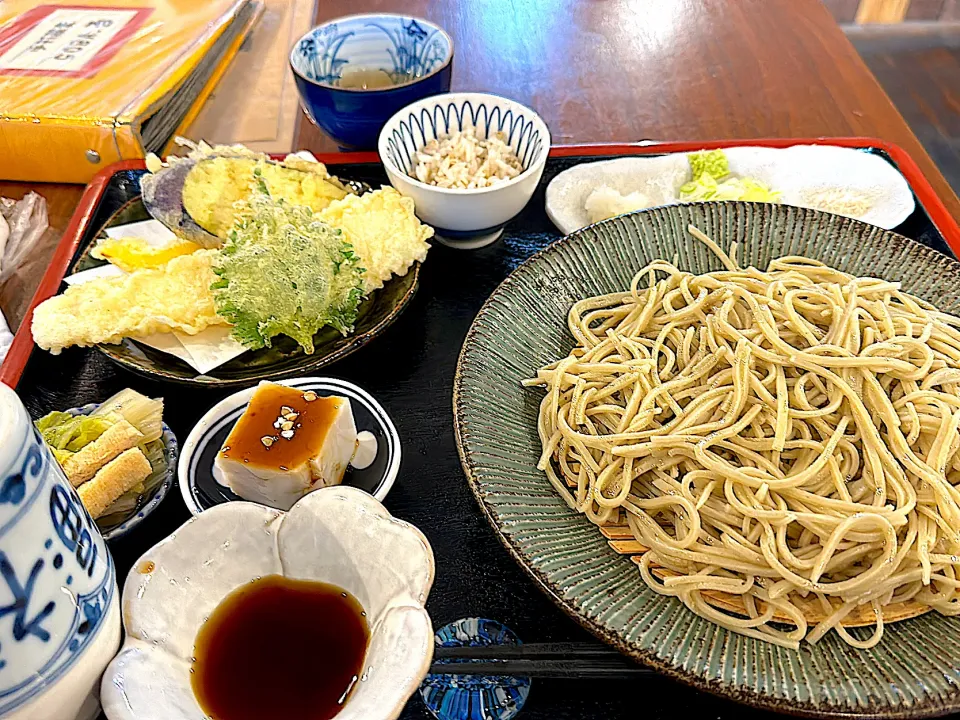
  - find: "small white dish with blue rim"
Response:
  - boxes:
[290,13,454,150]
[378,92,551,249]
[0,382,121,720]
[64,403,177,543]
[178,377,401,515]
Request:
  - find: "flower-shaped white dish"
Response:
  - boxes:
[101,486,434,720]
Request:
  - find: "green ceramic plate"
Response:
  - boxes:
[454,201,960,718]
[74,198,419,387]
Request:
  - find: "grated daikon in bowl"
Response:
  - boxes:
[413,125,524,190]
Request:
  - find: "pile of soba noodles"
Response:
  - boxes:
[526,226,960,649]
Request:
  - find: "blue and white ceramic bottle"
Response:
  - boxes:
[0,383,120,720]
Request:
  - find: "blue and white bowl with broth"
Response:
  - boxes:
[290,14,453,150]
[379,93,550,249]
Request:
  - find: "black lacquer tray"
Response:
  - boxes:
[10,140,960,720]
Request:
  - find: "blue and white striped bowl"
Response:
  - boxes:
[378,93,551,249]
[290,14,453,150]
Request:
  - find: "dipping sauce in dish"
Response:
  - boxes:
[192,575,369,720]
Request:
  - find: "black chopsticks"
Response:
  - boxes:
[428,642,653,679]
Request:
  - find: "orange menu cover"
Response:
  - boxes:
[0,0,260,183]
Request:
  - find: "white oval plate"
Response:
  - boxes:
[545,145,916,234]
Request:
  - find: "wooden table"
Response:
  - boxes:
[9,2,959,718]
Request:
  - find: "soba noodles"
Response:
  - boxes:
[525,226,960,649]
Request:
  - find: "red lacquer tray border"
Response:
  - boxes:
[5,137,959,389]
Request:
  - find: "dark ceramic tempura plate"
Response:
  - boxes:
[73,198,420,387]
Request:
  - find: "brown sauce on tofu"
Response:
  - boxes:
[220,384,343,470]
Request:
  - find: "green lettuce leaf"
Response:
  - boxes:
[211,172,364,354]
[679,172,719,201]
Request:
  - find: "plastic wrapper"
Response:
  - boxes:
[0,192,50,364]
[0,192,49,285]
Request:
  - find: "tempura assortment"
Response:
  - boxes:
[31,139,433,359]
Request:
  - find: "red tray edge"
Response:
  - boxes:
[6,137,959,389]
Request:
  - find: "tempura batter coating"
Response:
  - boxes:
[32,249,226,353]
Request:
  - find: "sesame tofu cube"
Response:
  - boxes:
[213,382,358,510]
